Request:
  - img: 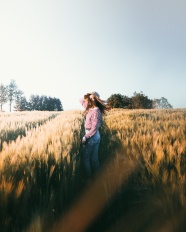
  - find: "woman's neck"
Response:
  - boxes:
[91,103,97,108]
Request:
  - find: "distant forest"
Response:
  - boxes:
[0,79,63,112]
[0,79,172,112]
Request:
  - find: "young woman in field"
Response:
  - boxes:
[79,91,110,180]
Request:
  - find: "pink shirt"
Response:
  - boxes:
[79,98,102,139]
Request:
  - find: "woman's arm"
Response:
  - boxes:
[83,110,101,140]
[79,98,87,109]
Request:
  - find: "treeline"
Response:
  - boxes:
[0,79,173,112]
[107,92,173,109]
[16,95,63,111]
[0,79,63,112]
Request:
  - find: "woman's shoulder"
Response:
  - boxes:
[90,107,100,112]
[91,107,102,116]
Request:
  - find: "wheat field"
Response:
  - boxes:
[0,109,185,232]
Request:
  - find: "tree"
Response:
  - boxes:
[19,96,29,111]
[14,89,24,111]
[123,95,132,109]
[152,98,161,109]
[52,97,63,111]
[28,95,63,111]
[131,91,152,109]
[40,95,48,110]
[45,96,63,111]
[153,97,173,109]
[7,79,18,112]
[0,80,63,111]
[107,94,131,109]
[0,83,8,111]
[29,95,40,110]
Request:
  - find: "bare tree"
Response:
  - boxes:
[0,83,8,111]
[153,97,173,109]
[7,79,18,112]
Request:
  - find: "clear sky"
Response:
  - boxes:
[0,0,186,110]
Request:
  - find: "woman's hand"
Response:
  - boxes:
[82,136,86,144]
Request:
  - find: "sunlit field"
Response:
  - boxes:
[0,111,60,151]
[0,109,185,232]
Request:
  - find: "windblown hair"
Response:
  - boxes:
[83,94,110,115]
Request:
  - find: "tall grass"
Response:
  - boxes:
[0,110,84,231]
[102,108,186,183]
[0,108,186,232]
[90,108,186,232]
[0,111,60,151]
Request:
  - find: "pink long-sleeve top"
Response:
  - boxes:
[79,98,102,139]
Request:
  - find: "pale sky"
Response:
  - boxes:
[0,0,186,110]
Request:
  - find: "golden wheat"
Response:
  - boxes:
[0,108,185,232]
[0,111,60,151]
[102,109,186,181]
[0,110,83,171]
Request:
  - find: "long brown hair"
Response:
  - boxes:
[83,94,110,115]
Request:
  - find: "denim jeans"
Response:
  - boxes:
[82,130,100,178]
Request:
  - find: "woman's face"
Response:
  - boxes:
[84,94,95,102]
[89,94,95,101]
[84,94,96,107]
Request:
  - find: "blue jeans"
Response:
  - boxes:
[82,131,100,178]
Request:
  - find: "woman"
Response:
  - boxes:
[79,91,110,179]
